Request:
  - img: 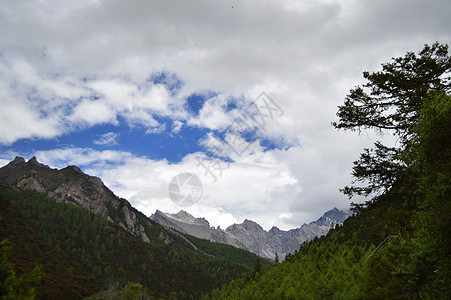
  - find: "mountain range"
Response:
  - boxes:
[151,207,351,260]
[0,156,351,262]
[0,156,268,298]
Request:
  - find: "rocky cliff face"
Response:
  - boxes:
[0,156,151,243]
[150,210,240,247]
[151,208,352,261]
[224,218,332,260]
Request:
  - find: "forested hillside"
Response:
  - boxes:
[208,43,450,299]
[0,184,265,299]
[0,193,100,299]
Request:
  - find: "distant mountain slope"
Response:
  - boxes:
[151,210,241,247]
[151,208,352,261]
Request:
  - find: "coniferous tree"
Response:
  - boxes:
[333,42,451,198]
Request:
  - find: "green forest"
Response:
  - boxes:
[0,184,267,299]
[207,43,450,299]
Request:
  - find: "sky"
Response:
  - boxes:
[0,0,450,230]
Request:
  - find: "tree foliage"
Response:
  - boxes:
[0,184,261,298]
[0,192,100,299]
[0,239,43,300]
[337,43,451,297]
[334,42,451,198]
[394,92,451,297]
[333,42,450,135]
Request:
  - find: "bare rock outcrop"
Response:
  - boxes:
[151,208,352,261]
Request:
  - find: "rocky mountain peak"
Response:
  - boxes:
[0,157,152,244]
[226,219,264,234]
[312,207,352,227]
[150,210,240,247]
[243,219,263,231]
[175,210,195,221]
[12,156,25,164]
[166,210,210,227]
[269,226,282,234]
[24,156,50,169]
[28,156,39,164]
[154,210,166,216]
[152,208,353,261]
[64,165,84,173]
[4,156,43,169]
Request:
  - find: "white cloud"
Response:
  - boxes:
[69,98,118,127]
[93,132,119,146]
[145,123,166,135]
[34,148,133,169]
[171,120,183,134]
[0,159,11,168]
[0,57,83,144]
[85,79,177,115]
[0,56,186,143]
[187,94,238,131]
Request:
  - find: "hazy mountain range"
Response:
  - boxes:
[0,156,351,261]
[151,207,351,260]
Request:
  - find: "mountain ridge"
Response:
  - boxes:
[0,156,154,244]
[151,207,352,260]
[0,156,352,261]
[0,157,269,298]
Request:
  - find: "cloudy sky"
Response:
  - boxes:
[1,0,450,230]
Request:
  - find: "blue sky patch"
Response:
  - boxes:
[0,116,214,163]
[185,91,219,116]
[147,72,183,96]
